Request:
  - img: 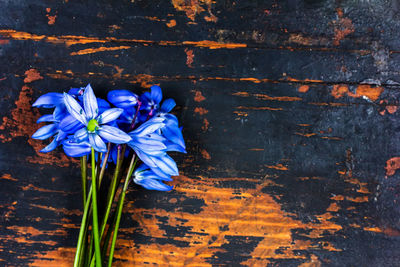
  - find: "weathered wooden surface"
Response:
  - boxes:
[1,0,400,266]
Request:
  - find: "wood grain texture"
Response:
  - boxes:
[1,0,400,266]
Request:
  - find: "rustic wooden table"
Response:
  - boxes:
[1,1,400,266]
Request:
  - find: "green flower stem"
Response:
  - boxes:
[100,195,119,262]
[73,185,92,267]
[80,156,87,207]
[86,143,111,267]
[96,152,102,188]
[98,143,111,189]
[100,147,124,235]
[107,155,137,267]
[89,147,124,267]
[78,215,90,267]
[91,148,102,267]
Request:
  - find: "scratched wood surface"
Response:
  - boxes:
[1,0,400,266]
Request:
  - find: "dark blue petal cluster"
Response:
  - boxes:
[108,85,186,191]
[32,84,185,192]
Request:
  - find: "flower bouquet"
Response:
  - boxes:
[31,84,186,266]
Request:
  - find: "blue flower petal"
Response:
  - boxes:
[107,90,138,108]
[32,124,58,140]
[98,125,131,144]
[32,93,63,108]
[63,93,87,125]
[97,108,123,124]
[37,114,55,123]
[150,85,162,104]
[74,127,88,142]
[165,141,187,153]
[151,166,174,180]
[97,98,111,114]
[82,84,98,120]
[59,114,84,133]
[63,140,91,157]
[131,117,165,137]
[53,105,68,121]
[135,178,173,191]
[135,163,148,173]
[162,123,186,149]
[68,87,84,96]
[40,138,60,153]
[152,154,179,176]
[89,133,107,152]
[134,149,158,168]
[55,130,68,142]
[161,98,176,113]
[131,137,166,155]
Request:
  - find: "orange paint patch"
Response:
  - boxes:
[237,106,283,111]
[299,255,321,267]
[326,203,340,212]
[331,84,383,101]
[249,148,264,151]
[233,91,250,97]
[184,48,194,67]
[386,105,398,114]
[171,0,217,22]
[30,203,81,216]
[47,15,57,25]
[193,90,205,102]
[363,227,382,233]
[295,132,317,138]
[1,173,17,181]
[254,93,302,102]
[70,46,131,56]
[265,163,288,171]
[285,77,324,83]
[108,25,121,33]
[0,86,39,142]
[356,85,383,101]
[385,157,400,176]
[194,107,208,115]
[298,85,310,93]
[200,149,211,160]
[381,226,400,237]
[333,8,355,46]
[204,14,218,22]
[129,74,158,88]
[166,19,177,27]
[182,40,246,49]
[45,8,57,25]
[31,247,75,266]
[201,118,209,131]
[0,29,246,50]
[331,195,345,201]
[346,196,368,203]
[145,16,161,21]
[331,84,349,99]
[24,69,43,83]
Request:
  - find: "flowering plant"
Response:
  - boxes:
[32,84,186,266]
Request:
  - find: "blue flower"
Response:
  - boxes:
[128,117,179,178]
[107,89,138,109]
[141,85,162,112]
[62,138,91,157]
[32,113,69,153]
[133,164,173,191]
[32,92,66,120]
[63,84,131,153]
[107,89,139,126]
